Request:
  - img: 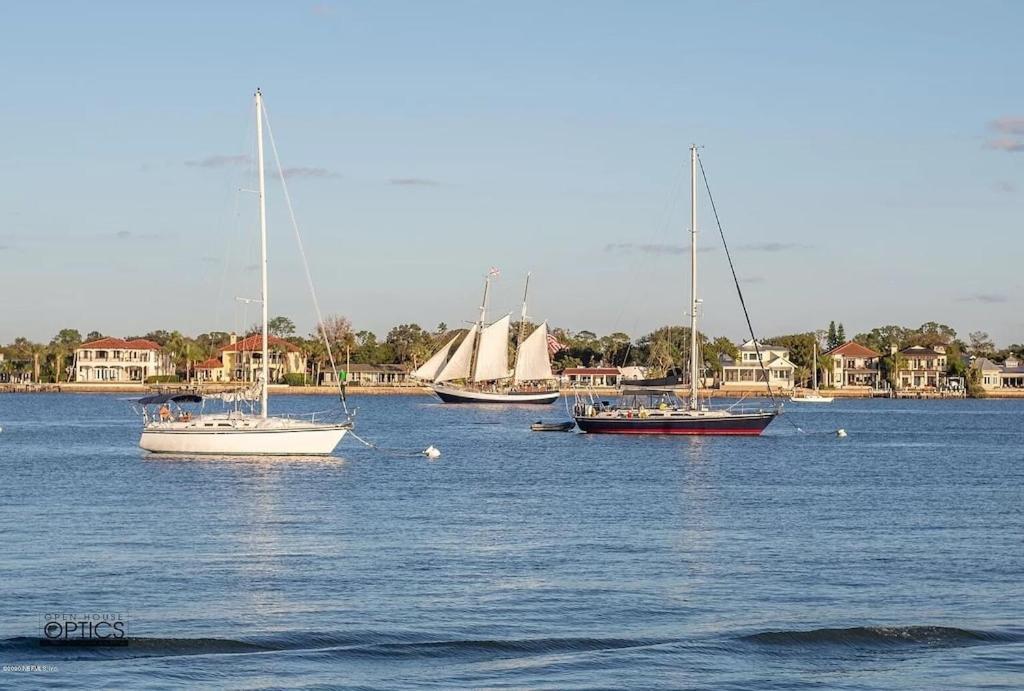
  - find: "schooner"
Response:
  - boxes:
[413,271,560,404]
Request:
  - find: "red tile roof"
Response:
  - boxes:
[196,358,223,370]
[79,337,162,351]
[218,334,300,353]
[825,341,880,359]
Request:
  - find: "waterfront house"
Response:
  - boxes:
[895,345,947,391]
[73,337,173,383]
[719,340,796,391]
[561,367,622,387]
[195,358,228,383]
[971,355,1024,390]
[217,333,303,383]
[345,363,412,386]
[824,341,882,389]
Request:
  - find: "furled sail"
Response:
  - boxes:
[411,334,459,382]
[513,322,554,383]
[473,315,511,382]
[434,325,478,383]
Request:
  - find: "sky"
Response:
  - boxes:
[1,1,1022,346]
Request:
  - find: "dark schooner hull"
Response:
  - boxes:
[431,384,560,405]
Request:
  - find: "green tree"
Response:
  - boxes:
[968,331,995,357]
[48,328,82,383]
[836,323,846,344]
[827,321,838,350]
[85,330,104,342]
[267,316,296,338]
[386,323,434,366]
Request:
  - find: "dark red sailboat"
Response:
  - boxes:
[573,145,780,436]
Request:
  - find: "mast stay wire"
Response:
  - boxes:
[696,154,805,434]
[260,101,350,415]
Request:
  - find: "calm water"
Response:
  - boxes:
[1,393,1022,689]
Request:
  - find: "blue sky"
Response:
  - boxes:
[1,1,1021,345]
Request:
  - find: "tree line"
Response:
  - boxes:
[1,316,1021,386]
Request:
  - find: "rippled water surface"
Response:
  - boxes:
[1,393,1023,689]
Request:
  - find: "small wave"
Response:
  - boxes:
[740,626,1018,649]
[0,633,668,661]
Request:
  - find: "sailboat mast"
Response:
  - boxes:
[256,88,269,418]
[688,144,699,411]
[468,273,491,381]
[517,272,531,347]
[813,340,818,391]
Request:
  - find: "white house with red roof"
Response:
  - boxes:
[216,333,303,383]
[823,341,882,389]
[73,337,173,383]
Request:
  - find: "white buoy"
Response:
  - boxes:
[423,445,441,459]
[836,429,847,438]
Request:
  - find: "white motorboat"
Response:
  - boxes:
[138,89,351,455]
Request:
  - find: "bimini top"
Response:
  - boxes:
[136,393,203,405]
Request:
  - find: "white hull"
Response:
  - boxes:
[431,383,559,404]
[789,395,834,403]
[140,416,349,455]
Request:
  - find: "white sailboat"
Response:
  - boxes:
[138,89,351,455]
[790,341,834,403]
[414,272,560,404]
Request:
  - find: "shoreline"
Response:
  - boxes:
[2,383,1022,398]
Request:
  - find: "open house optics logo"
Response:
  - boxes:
[40,612,129,646]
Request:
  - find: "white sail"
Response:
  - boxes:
[473,315,511,382]
[513,322,554,383]
[412,334,459,382]
[434,325,478,383]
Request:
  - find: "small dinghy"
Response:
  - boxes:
[531,420,576,432]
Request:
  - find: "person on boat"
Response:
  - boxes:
[159,404,172,422]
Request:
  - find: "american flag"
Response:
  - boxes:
[547,333,565,357]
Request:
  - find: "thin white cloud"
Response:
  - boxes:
[985,138,1024,153]
[275,166,341,179]
[390,177,440,186]
[957,293,1009,304]
[990,117,1024,135]
[185,154,251,168]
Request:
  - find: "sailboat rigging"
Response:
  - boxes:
[414,271,560,404]
[573,145,780,435]
[137,89,351,455]
[790,340,834,403]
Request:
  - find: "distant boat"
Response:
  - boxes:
[573,145,779,436]
[138,90,351,455]
[531,420,575,432]
[414,272,560,405]
[790,341,834,403]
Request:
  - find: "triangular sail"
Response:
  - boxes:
[435,325,478,383]
[473,315,511,382]
[513,322,554,383]
[412,334,459,382]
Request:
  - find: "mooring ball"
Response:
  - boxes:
[423,445,441,459]
[836,429,847,438]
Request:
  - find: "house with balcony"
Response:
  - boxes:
[719,340,796,391]
[216,333,304,383]
[895,345,948,391]
[824,341,882,389]
[73,337,173,383]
